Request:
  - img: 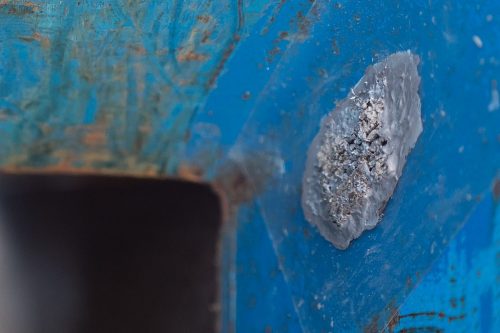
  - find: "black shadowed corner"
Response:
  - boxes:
[0,173,221,333]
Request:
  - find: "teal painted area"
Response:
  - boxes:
[0,0,271,173]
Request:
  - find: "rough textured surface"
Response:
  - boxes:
[302,51,422,250]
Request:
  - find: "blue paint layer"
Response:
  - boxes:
[396,194,500,333]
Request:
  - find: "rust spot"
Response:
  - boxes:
[81,125,107,147]
[196,14,211,23]
[201,30,212,44]
[332,39,340,55]
[213,152,277,221]
[0,1,40,15]
[279,31,289,39]
[177,164,204,182]
[449,298,457,308]
[177,50,208,62]
[241,91,251,100]
[386,304,400,333]
[363,313,379,333]
[406,276,413,289]
[129,44,147,55]
[399,327,443,333]
[261,0,287,35]
[399,311,437,319]
[296,11,311,38]
[206,34,241,89]
[266,46,281,63]
[448,314,466,322]
[237,0,244,30]
[18,32,50,48]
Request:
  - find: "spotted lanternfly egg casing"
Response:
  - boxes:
[302,51,423,250]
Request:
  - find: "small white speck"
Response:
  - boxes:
[430,241,436,254]
[431,16,436,25]
[466,193,473,201]
[275,157,286,175]
[472,35,483,48]
[330,319,334,328]
[488,81,499,112]
[458,146,464,153]
[439,110,446,117]
[316,303,324,310]
[486,14,493,22]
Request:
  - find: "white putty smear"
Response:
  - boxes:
[302,51,422,250]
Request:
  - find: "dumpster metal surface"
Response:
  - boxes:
[1,0,499,332]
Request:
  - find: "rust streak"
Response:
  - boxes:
[0,0,40,14]
[206,34,240,89]
[177,50,208,62]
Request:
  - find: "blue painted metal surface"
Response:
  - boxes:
[394,191,500,333]
[1,0,500,332]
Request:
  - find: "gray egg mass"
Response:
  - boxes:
[302,51,422,250]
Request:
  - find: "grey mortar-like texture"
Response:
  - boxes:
[302,51,422,250]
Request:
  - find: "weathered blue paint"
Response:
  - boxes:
[0,0,270,173]
[394,191,500,333]
[2,0,500,332]
[205,0,500,331]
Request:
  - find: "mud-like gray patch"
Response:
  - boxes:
[302,51,422,250]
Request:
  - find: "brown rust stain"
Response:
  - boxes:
[241,91,251,100]
[332,39,340,55]
[364,313,379,333]
[18,32,50,48]
[398,311,439,319]
[177,164,204,182]
[213,152,276,222]
[177,50,208,62]
[196,14,211,23]
[449,297,457,308]
[448,313,466,322]
[261,0,287,35]
[0,162,162,179]
[206,0,244,88]
[398,328,444,333]
[206,34,240,89]
[0,0,40,15]
[386,304,400,333]
[80,125,108,147]
[129,44,147,55]
[201,30,212,44]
